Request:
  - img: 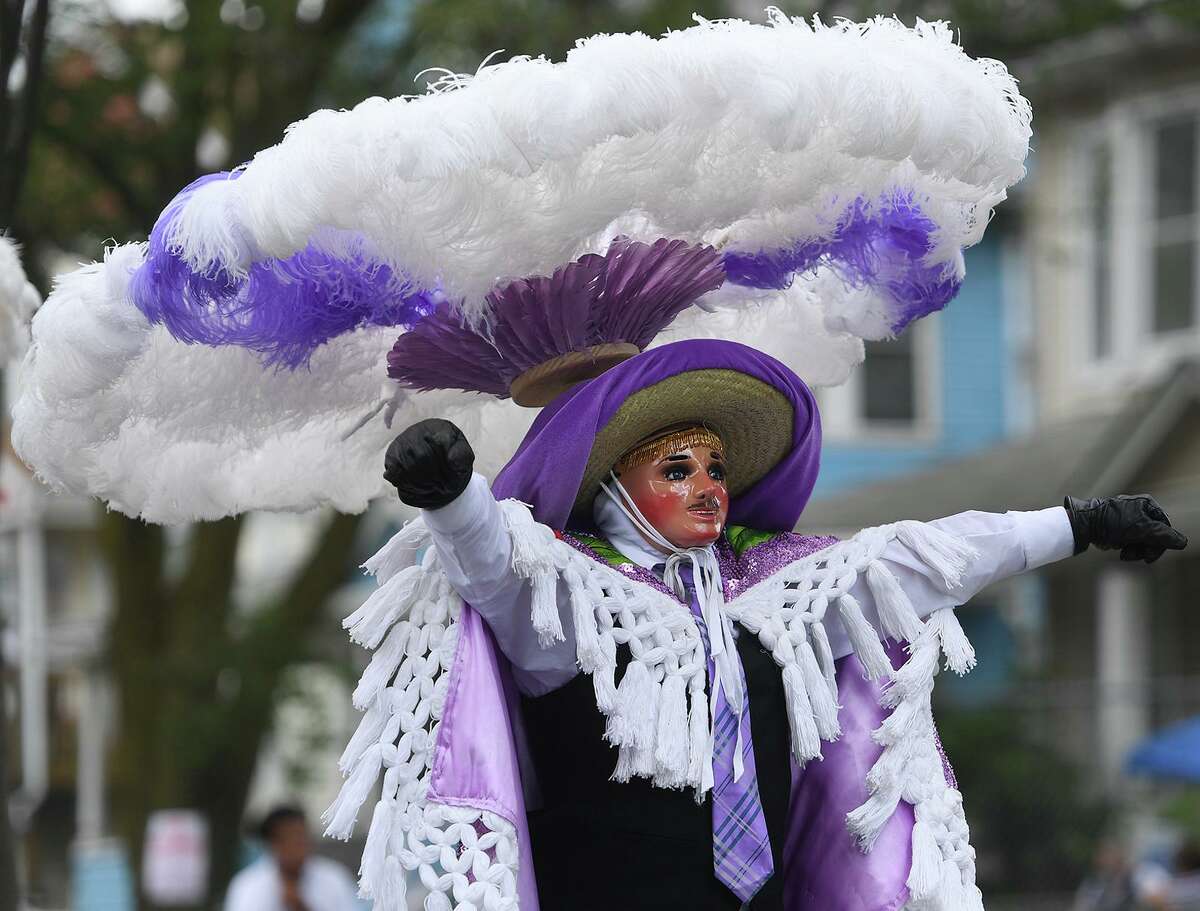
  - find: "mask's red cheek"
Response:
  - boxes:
[633,488,687,530]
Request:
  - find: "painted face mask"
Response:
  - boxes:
[615,428,729,549]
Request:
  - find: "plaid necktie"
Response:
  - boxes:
[664,563,775,905]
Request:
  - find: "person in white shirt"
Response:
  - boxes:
[223,806,359,911]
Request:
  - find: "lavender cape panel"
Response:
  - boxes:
[427,605,539,909]
[129,171,438,368]
[785,643,916,911]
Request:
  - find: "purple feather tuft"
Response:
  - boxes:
[387,237,726,397]
[129,171,440,368]
[722,195,962,334]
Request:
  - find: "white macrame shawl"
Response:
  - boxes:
[327,501,985,911]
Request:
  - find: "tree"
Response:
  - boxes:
[2,4,51,908]
[0,0,50,228]
[14,2,381,907]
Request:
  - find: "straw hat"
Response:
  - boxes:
[572,367,794,518]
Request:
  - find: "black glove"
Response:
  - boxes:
[1063,494,1188,563]
[384,418,475,510]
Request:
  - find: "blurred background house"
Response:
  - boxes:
[2,1,1199,910]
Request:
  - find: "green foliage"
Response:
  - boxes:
[937,705,1113,894]
[1163,789,1200,843]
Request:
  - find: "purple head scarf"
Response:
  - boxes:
[492,338,821,531]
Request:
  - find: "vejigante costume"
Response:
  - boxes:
[10,12,1186,911]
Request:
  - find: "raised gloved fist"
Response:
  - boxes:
[384,418,475,510]
[1063,494,1188,563]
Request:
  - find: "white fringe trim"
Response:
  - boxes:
[332,505,986,909]
[325,517,519,910]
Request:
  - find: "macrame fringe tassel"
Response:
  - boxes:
[687,677,710,791]
[894,521,978,590]
[344,563,423,648]
[613,743,656,781]
[358,798,394,898]
[567,567,603,669]
[530,571,564,646]
[872,693,928,747]
[846,788,903,851]
[930,607,977,675]
[324,743,383,840]
[593,665,619,714]
[352,621,411,709]
[883,628,942,709]
[782,662,821,762]
[374,856,406,911]
[797,640,841,740]
[362,517,429,583]
[501,499,566,644]
[339,701,387,773]
[607,661,658,750]
[838,593,895,680]
[809,621,839,696]
[937,859,968,911]
[655,673,690,779]
[865,560,925,643]
[907,817,944,901]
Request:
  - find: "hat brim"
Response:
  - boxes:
[573,368,795,520]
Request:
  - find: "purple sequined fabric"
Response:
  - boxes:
[560,529,838,602]
[387,237,726,397]
[722,194,961,334]
[718,532,840,601]
[129,171,440,368]
[559,533,677,600]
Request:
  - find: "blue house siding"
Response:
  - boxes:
[813,238,1011,497]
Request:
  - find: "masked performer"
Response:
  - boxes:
[11,13,1187,911]
[374,339,1184,911]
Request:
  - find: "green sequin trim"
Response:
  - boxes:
[571,533,631,568]
[726,524,779,557]
[572,526,780,566]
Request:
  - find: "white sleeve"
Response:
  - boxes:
[424,474,578,694]
[221,872,255,911]
[822,507,1075,660]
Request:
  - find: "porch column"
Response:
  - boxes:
[1095,567,1151,784]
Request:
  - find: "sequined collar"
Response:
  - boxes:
[560,527,838,602]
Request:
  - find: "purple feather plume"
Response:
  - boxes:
[387,237,726,397]
[129,171,440,368]
[722,194,961,334]
[129,174,959,389]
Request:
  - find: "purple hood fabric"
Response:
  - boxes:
[492,338,822,530]
[428,339,913,910]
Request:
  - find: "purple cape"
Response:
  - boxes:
[428,340,913,910]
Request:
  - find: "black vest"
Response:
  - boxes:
[521,626,792,910]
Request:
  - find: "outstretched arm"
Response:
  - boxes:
[385,419,577,694]
[825,498,1186,659]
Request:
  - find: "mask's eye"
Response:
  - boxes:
[663,465,691,481]
[708,464,725,482]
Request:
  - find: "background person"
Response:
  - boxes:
[223,806,358,911]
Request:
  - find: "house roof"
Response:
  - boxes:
[1010,13,1200,110]
[798,361,1200,537]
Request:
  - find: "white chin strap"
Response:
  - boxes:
[599,472,746,785]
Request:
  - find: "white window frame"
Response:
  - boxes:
[818,315,941,445]
[1075,87,1200,395]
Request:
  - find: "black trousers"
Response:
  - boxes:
[522,631,791,910]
